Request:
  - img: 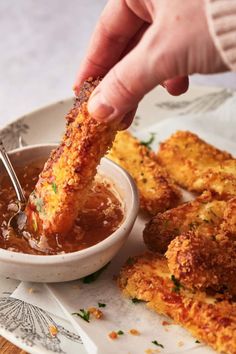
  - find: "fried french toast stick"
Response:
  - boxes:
[143,191,225,253]
[166,230,236,297]
[26,78,120,234]
[166,197,236,296]
[118,253,236,354]
[107,131,180,215]
[157,131,236,198]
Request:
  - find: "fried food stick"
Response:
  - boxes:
[26,78,120,234]
[143,191,225,253]
[166,198,236,296]
[118,252,236,354]
[157,131,236,198]
[166,231,236,297]
[107,131,180,215]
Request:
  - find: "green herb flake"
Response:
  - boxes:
[171,275,183,292]
[35,198,44,213]
[117,330,124,335]
[98,302,106,308]
[126,257,135,265]
[195,340,200,344]
[141,133,156,150]
[82,263,110,284]
[52,182,57,194]
[152,340,164,348]
[131,298,145,304]
[72,309,90,323]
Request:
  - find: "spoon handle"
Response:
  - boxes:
[0,141,26,204]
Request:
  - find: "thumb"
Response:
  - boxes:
[87,28,164,122]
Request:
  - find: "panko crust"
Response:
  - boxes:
[143,191,226,253]
[107,130,181,215]
[118,252,236,354]
[26,78,119,234]
[166,231,236,297]
[157,131,236,197]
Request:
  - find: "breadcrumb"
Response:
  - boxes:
[88,307,103,319]
[49,325,58,337]
[129,328,140,336]
[108,331,118,340]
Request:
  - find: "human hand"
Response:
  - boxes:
[74,0,227,126]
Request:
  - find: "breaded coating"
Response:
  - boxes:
[143,191,225,253]
[157,131,236,198]
[166,197,236,296]
[221,197,236,235]
[107,131,180,215]
[118,252,236,354]
[26,78,119,234]
[166,231,236,297]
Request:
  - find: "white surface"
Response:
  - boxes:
[0,0,235,127]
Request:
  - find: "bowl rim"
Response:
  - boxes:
[0,143,139,264]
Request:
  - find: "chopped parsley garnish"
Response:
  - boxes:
[72,309,90,322]
[117,330,124,335]
[126,257,135,265]
[35,198,44,213]
[98,302,106,308]
[195,340,200,343]
[141,133,155,150]
[171,275,183,292]
[131,298,145,304]
[82,263,110,284]
[52,182,57,194]
[152,340,164,348]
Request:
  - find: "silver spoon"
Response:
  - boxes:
[0,140,27,231]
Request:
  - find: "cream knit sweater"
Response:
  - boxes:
[206,0,236,71]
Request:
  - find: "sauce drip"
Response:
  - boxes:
[0,160,124,255]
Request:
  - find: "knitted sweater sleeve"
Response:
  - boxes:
[206,0,236,71]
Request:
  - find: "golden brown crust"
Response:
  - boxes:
[118,253,236,354]
[157,131,236,197]
[107,131,181,215]
[143,191,225,253]
[26,78,119,234]
[166,231,236,297]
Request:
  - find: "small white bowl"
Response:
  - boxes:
[0,144,139,282]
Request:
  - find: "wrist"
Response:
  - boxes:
[205,0,236,71]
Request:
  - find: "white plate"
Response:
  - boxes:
[0,84,235,354]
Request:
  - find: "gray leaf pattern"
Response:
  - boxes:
[0,296,82,353]
[155,89,233,115]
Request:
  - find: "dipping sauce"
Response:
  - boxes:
[0,160,124,255]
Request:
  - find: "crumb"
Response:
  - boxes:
[108,331,118,340]
[145,349,160,354]
[88,307,103,319]
[28,288,35,294]
[129,329,140,336]
[49,325,58,337]
[162,320,170,326]
[178,341,184,347]
[164,328,169,332]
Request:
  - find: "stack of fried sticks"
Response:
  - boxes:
[112,130,236,354]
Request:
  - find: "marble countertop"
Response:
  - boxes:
[0,0,235,127]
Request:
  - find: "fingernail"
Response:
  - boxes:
[88,92,114,120]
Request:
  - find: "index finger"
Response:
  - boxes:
[74,0,144,91]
